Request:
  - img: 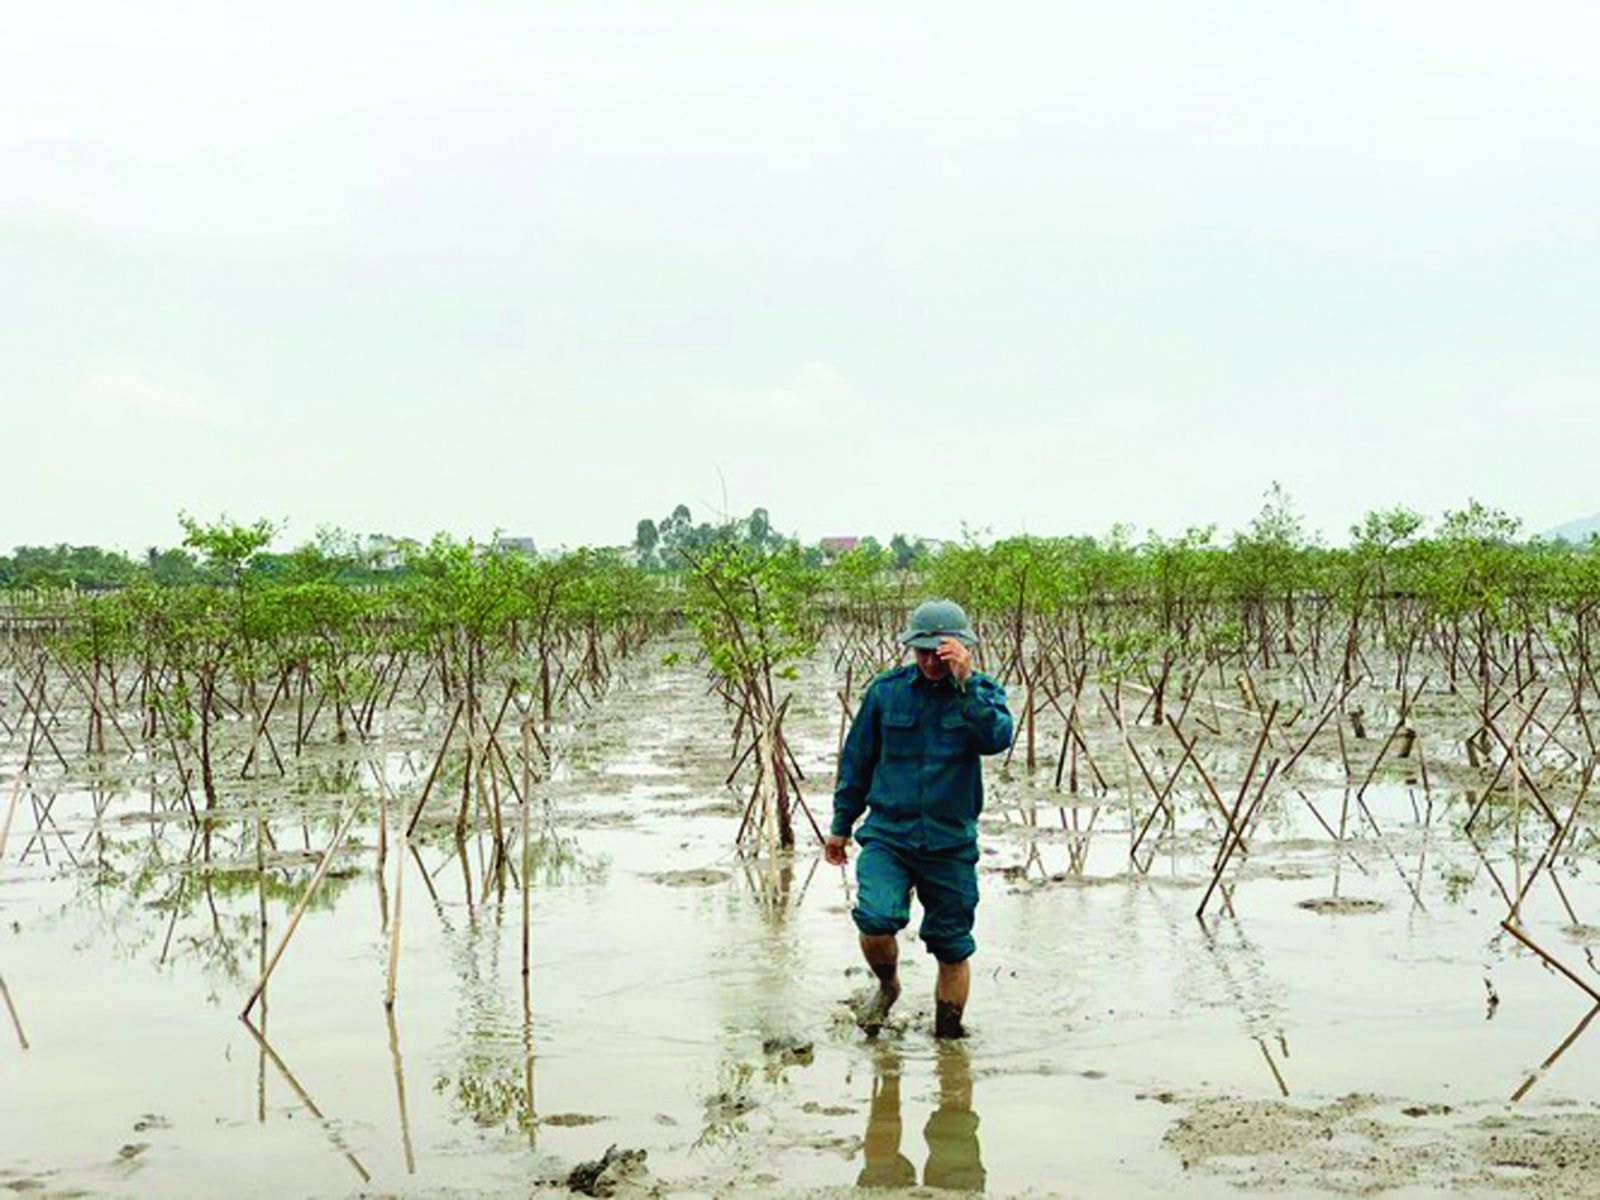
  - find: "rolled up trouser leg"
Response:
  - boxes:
[852,840,914,938]
[913,843,980,964]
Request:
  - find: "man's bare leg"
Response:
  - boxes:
[934,959,970,1039]
[857,934,901,1035]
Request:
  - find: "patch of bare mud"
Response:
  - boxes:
[1001,869,1205,892]
[682,800,743,817]
[538,1112,607,1127]
[564,811,639,828]
[0,1171,90,1199]
[645,868,731,887]
[1297,896,1388,915]
[1259,864,1321,881]
[1165,1093,1600,1196]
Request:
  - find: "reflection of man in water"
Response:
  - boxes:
[858,1045,986,1192]
[826,600,1013,1039]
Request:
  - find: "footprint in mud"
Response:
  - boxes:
[111,1143,150,1175]
[762,1036,815,1066]
[836,991,911,1040]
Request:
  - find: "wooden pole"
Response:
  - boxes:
[0,770,25,864]
[521,717,533,979]
[241,798,363,1018]
[384,745,405,1010]
[1501,919,1600,1005]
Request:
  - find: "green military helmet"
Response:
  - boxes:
[897,598,978,650]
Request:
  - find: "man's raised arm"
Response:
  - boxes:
[961,675,1014,755]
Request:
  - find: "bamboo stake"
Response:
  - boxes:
[0,770,25,864]
[1198,756,1280,918]
[1507,759,1596,923]
[1501,919,1600,1005]
[384,750,405,1010]
[405,699,464,839]
[521,717,533,980]
[241,798,363,1018]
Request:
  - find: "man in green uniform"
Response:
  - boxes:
[825,599,1014,1038]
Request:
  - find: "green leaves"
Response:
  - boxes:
[682,539,821,689]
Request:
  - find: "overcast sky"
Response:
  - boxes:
[4,1,1598,553]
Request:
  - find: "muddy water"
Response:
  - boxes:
[2,645,1598,1197]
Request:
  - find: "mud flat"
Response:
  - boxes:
[1,643,1597,1196]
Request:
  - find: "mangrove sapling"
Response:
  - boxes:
[681,539,824,854]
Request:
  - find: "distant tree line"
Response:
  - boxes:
[632,503,931,571]
[7,490,1595,595]
[0,521,408,591]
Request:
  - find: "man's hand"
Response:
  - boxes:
[824,834,849,865]
[937,637,973,686]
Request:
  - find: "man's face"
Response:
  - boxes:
[914,645,949,681]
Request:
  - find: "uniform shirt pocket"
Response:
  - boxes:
[881,708,919,759]
[934,709,971,759]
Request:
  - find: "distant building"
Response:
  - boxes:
[818,536,862,562]
[494,536,540,558]
[363,534,407,572]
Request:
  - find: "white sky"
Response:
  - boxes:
[3,1,1598,552]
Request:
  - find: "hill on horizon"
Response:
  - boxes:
[1547,512,1600,544]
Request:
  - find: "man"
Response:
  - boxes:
[825,599,1014,1039]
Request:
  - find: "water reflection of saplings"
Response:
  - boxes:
[858,1045,985,1191]
[0,973,29,1050]
[292,759,365,797]
[426,843,541,1137]
[387,1001,418,1173]
[18,787,79,867]
[736,851,819,918]
[434,1062,536,1132]
[239,1015,372,1184]
[1196,913,1291,1097]
[69,823,351,984]
[516,828,607,888]
[1510,1002,1600,1103]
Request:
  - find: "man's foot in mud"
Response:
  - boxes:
[934,1000,966,1039]
[856,980,901,1037]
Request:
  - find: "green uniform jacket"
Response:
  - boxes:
[831,664,1014,852]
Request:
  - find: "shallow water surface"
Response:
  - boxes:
[2,650,1598,1197]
